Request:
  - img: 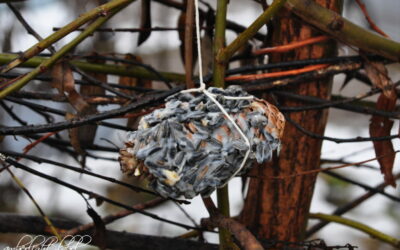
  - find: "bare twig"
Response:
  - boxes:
[0,100,27,125]
[0,0,135,73]
[1,156,198,231]
[6,3,56,53]
[285,0,400,61]
[0,87,182,135]
[0,213,218,250]
[309,213,400,248]
[354,0,389,37]
[62,197,167,236]
[285,115,400,143]
[306,172,400,237]
[323,171,400,202]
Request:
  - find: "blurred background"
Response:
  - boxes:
[0,0,399,249]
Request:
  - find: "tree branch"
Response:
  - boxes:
[309,213,400,248]
[202,197,264,250]
[285,0,400,61]
[1,156,197,230]
[0,0,136,73]
[0,213,217,250]
[306,173,400,237]
[0,53,185,83]
[0,87,182,135]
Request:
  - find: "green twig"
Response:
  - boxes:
[0,0,135,73]
[217,186,235,250]
[286,0,400,61]
[212,0,229,88]
[4,166,65,247]
[0,4,131,99]
[0,53,185,83]
[213,1,235,249]
[309,213,400,248]
[217,0,287,64]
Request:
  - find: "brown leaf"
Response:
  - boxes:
[66,113,86,167]
[364,61,393,98]
[52,63,98,165]
[119,54,140,96]
[369,90,397,187]
[51,62,90,112]
[118,54,152,129]
[76,54,106,153]
[81,53,106,97]
[137,0,152,46]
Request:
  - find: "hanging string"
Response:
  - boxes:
[181,0,253,181]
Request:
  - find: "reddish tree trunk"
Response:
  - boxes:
[240,0,342,244]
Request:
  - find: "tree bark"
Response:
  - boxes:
[240,0,342,244]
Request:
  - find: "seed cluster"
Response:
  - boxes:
[119,86,285,199]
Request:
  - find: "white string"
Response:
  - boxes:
[181,0,253,181]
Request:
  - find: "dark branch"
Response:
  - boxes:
[0,87,182,135]
[285,115,400,143]
[323,171,400,202]
[307,172,400,237]
[275,90,400,119]
[1,156,198,230]
[0,213,217,250]
[0,150,189,204]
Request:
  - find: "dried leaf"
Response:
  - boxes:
[51,62,89,112]
[369,90,397,187]
[364,61,393,98]
[118,54,152,129]
[119,54,140,96]
[66,113,86,166]
[52,63,97,165]
[81,53,106,97]
[87,208,106,250]
[75,54,106,156]
[137,0,151,46]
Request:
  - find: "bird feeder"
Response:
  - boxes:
[119,85,285,199]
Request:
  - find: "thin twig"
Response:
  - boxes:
[225,64,329,81]
[6,3,56,53]
[0,87,182,135]
[309,213,400,248]
[0,213,219,250]
[274,89,400,119]
[323,171,400,202]
[62,197,167,236]
[0,150,189,202]
[0,0,135,74]
[1,156,199,231]
[285,115,400,143]
[253,35,330,55]
[2,165,64,244]
[306,172,400,237]
[354,0,389,37]
[0,100,28,125]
